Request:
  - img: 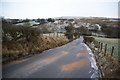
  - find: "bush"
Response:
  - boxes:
[2,20,42,43]
[2,20,69,64]
[84,36,95,43]
[65,23,76,40]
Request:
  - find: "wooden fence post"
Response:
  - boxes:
[104,44,107,54]
[98,42,100,51]
[98,42,100,49]
[111,46,114,56]
[100,43,103,52]
[97,41,99,48]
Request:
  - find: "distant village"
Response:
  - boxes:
[3,17,119,38]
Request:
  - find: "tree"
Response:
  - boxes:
[77,26,89,35]
[101,26,119,38]
[37,18,46,23]
[47,18,55,22]
[2,20,42,43]
[22,19,31,26]
[65,23,75,40]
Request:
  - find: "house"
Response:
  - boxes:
[15,21,40,26]
[88,24,101,30]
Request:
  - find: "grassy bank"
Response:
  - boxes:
[88,40,120,78]
[85,36,120,78]
[2,20,70,64]
[2,36,69,64]
[94,37,120,60]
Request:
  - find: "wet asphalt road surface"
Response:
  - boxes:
[3,36,101,78]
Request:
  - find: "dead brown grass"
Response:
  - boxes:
[2,36,69,64]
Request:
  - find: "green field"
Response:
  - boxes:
[94,37,120,60]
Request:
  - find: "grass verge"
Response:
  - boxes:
[2,36,69,64]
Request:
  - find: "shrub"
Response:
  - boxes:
[84,36,95,43]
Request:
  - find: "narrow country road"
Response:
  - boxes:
[3,36,101,78]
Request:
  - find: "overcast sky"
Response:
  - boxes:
[1,0,119,19]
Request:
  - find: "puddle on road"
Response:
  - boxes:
[39,51,69,64]
[76,53,89,57]
[40,51,70,64]
[60,45,65,48]
[72,43,77,46]
[62,59,89,71]
[12,58,29,64]
[6,57,31,65]
[81,48,87,50]
[41,54,65,63]
[72,46,77,48]
[62,51,70,54]
[39,51,70,64]
[8,52,67,78]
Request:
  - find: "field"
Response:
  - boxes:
[93,37,120,60]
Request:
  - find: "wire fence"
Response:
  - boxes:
[94,41,119,60]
